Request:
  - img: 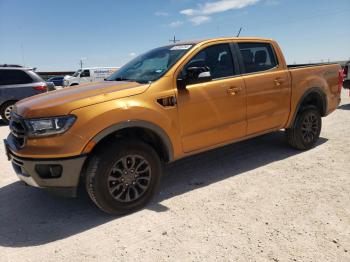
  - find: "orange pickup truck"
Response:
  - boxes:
[4,37,342,214]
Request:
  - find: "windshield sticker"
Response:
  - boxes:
[170,45,192,50]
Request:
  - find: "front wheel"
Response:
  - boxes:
[85,140,162,214]
[286,106,322,150]
[0,101,16,124]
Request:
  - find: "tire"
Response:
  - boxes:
[0,101,16,125]
[85,140,162,214]
[286,106,322,150]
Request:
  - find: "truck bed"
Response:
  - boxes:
[287,63,339,69]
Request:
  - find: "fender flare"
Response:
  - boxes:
[90,120,174,162]
[289,87,327,126]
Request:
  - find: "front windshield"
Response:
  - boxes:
[73,69,81,77]
[106,44,193,84]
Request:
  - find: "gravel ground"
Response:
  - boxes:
[0,91,349,262]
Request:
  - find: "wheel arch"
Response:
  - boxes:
[288,87,327,127]
[0,99,18,109]
[87,120,174,163]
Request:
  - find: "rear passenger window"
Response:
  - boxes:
[238,43,278,74]
[0,69,34,85]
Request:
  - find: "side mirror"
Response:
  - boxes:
[186,66,212,85]
[45,82,55,91]
[177,66,212,90]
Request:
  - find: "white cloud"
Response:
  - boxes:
[169,20,184,28]
[129,52,136,57]
[180,0,260,16]
[189,16,211,26]
[180,9,196,16]
[154,11,169,16]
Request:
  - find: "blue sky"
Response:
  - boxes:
[0,0,349,71]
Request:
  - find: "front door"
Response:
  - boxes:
[79,69,91,84]
[176,43,247,153]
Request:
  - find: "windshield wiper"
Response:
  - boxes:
[109,77,146,84]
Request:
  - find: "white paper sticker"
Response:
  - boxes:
[170,45,192,50]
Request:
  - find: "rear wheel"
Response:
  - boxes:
[0,101,16,124]
[286,106,322,150]
[85,140,162,214]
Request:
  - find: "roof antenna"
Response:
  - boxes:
[236,27,243,37]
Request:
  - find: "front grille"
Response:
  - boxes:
[9,113,27,148]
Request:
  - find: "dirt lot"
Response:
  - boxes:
[0,91,349,262]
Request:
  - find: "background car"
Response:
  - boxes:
[0,67,54,124]
[47,76,64,87]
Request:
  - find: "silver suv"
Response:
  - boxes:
[0,67,54,124]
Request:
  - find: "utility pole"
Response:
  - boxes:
[169,35,180,44]
[79,59,83,69]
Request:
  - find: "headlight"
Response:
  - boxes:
[24,115,76,137]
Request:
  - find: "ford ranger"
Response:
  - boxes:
[4,37,342,214]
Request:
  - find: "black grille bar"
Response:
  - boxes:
[9,113,27,148]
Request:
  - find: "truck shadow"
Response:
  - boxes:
[338,104,350,110]
[0,131,328,247]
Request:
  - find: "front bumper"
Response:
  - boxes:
[4,139,87,197]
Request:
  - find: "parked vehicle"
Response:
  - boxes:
[47,76,64,87]
[343,61,350,89]
[63,67,119,87]
[4,37,342,214]
[0,67,54,124]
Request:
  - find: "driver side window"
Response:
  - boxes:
[81,70,90,77]
[183,43,235,81]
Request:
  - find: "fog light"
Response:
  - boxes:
[35,164,62,179]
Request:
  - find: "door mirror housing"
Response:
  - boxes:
[177,66,212,90]
[186,66,212,85]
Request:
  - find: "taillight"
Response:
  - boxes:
[33,84,47,92]
[338,69,344,93]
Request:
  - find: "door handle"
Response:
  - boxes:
[226,86,242,95]
[274,78,285,86]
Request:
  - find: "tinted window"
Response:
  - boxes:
[238,42,277,73]
[0,69,34,85]
[81,70,90,77]
[107,44,193,83]
[27,70,44,82]
[184,44,235,80]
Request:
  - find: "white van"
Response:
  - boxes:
[63,67,119,87]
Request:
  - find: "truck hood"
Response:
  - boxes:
[14,81,150,118]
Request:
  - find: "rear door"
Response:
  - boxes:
[236,42,291,135]
[176,43,247,152]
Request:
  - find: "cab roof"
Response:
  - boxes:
[173,37,274,46]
